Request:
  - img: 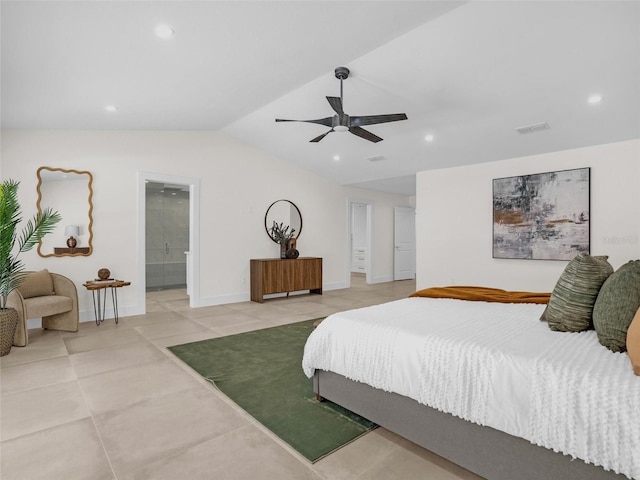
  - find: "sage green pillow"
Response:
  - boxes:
[546,253,613,332]
[593,260,640,352]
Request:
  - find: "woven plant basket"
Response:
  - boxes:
[0,308,19,356]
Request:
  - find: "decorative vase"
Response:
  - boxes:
[0,308,19,356]
[285,248,300,259]
[98,268,111,280]
[281,239,298,259]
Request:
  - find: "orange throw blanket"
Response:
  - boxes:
[409,286,551,304]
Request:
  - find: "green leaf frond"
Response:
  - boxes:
[269,220,296,244]
[0,179,62,309]
[18,208,62,253]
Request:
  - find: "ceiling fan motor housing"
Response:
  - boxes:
[334,66,350,80]
[333,114,350,130]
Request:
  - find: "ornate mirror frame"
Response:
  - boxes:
[37,166,94,257]
[264,199,302,243]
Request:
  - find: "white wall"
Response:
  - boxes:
[1,129,414,322]
[416,139,640,292]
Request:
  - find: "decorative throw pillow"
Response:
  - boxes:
[626,307,640,375]
[539,305,548,322]
[546,253,613,332]
[593,260,640,352]
[17,269,55,298]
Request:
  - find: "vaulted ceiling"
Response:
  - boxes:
[2,1,639,195]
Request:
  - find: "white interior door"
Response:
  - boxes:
[394,206,416,280]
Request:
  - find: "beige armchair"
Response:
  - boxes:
[7,269,79,347]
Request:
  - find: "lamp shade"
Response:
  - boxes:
[64,225,79,237]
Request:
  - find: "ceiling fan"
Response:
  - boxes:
[275,66,408,143]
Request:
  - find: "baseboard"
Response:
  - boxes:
[61,281,354,323]
[324,281,349,291]
[371,275,394,284]
[78,304,145,324]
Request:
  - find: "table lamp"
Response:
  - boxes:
[65,225,79,248]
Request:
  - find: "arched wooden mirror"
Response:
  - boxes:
[264,199,302,243]
[37,167,94,257]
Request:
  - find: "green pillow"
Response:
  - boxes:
[593,260,640,352]
[546,253,613,332]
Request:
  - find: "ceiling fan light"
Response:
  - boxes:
[334,125,348,132]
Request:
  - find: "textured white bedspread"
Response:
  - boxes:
[302,297,640,479]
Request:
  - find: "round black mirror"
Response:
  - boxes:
[265,199,302,244]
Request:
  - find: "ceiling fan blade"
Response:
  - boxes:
[350,113,408,127]
[349,126,383,143]
[310,129,333,143]
[326,97,344,115]
[275,116,333,127]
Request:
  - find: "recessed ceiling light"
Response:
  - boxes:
[424,134,434,142]
[155,24,175,39]
[587,94,603,105]
[104,105,119,112]
[333,155,340,161]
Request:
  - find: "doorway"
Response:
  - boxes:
[347,199,373,285]
[138,172,201,311]
[145,182,189,291]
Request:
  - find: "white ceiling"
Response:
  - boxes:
[2,1,639,195]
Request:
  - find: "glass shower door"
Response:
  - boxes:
[145,182,189,291]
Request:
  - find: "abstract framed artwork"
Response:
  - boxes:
[493,167,590,260]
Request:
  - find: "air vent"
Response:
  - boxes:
[367,155,386,162]
[515,122,550,135]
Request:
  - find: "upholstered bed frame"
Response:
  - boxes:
[314,370,626,480]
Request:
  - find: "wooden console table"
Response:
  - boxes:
[250,257,322,303]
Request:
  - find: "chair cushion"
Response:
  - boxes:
[24,295,72,318]
[18,269,55,298]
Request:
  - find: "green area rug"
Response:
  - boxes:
[168,319,376,462]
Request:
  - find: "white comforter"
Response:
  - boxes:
[302,297,640,479]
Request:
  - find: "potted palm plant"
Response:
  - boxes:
[0,179,61,356]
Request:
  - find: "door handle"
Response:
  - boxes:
[165,243,169,255]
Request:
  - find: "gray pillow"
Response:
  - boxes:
[593,260,640,352]
[546,253,613,332]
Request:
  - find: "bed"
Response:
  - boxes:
[302,289,639,480]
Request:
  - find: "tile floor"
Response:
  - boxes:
[0,275,482,480]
